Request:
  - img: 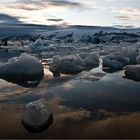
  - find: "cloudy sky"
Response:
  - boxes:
[0,0,140,27]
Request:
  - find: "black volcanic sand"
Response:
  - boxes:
[0,54,140,138]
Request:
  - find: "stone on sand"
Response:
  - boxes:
[22,99,53,133]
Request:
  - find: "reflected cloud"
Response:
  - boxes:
[63,81,74,90]
[0,76,140,138]
[47,113,140,138]
[0,79,29,100]
[0,103,140,138]
[44,67,53,78]
[46,94,91,121]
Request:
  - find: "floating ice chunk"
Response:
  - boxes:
[0,53,44,87]
[49,55,85,77]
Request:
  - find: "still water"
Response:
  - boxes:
[0,55,140,138]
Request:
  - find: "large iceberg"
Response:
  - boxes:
[0,53,44,87]
[79,52,99,69]
[49,55,85,77]
[102,54,130,72]
[124,65,140,81]
[28,38,49,52]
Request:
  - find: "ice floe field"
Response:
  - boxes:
[0,26,140,138]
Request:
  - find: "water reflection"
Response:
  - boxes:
[0,62,140,138]
[46,112,140,139]
[0,102,140,139]
[57,72,140,112]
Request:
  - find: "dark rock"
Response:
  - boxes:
[22,99,53,133]
[0,38,8,46]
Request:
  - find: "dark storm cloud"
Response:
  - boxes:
[47,18,64,22]
[0,13,22,24]
[113,24,135,28]
[114,15,134,20]
[8,4,41,11]
[6,0,45,11]
[17,0,44,6]
[45,0,81,8]
[5,0,82,11]
[15,0,81,7]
